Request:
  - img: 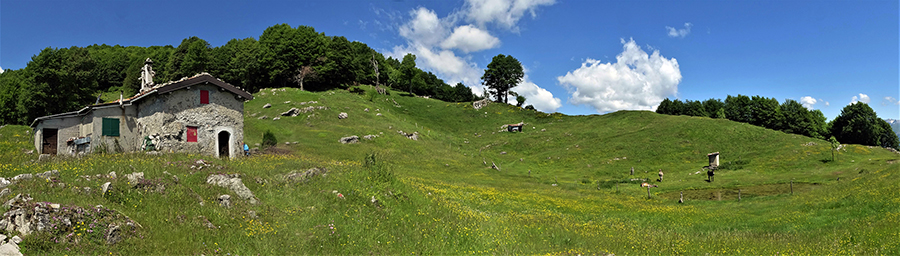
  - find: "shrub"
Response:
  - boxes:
[262,130,277,148]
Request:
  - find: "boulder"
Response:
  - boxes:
[363,135,377,140]
[206,174,258,204]
[338,112,348,119]
[262,103,272,108]
[0,179,10,190]
[283,168,328,183]
[281,108,300,117]
[258,115,268,120]
[101,182,112,195]
[0,243,21,256]
[108,171,117,179]
[10,174,31,182]
[340,136,359,144]
[125,172,144,185]
[36,170,58,179]
[217,194,232,208]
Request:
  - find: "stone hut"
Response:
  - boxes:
[707,152,720,169]
[31,71,253,158]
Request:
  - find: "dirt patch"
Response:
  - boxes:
[661,183,822,201]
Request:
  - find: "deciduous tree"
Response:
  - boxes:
[482,54,523,103]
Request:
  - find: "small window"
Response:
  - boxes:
[200,90,209,104]
[101,118,120,136]
[187,126,198,142]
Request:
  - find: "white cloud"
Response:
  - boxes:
[822,99,829,107]
[883,96,899,106]
[666,23,693,38]
[398,7,450,47]
[0,66,4,74]
[464,0,556,31]
[800,96,817,110]
[508,75,562,112]
[851,93,871,104]
[441,25,501,53]
[557,38,681,113]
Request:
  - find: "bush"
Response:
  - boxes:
[262,130,277,148]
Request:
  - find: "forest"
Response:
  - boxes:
[0,24,477,126]
[656,95,899,149]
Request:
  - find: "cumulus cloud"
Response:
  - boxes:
[884,96,900,106]
[850,93,871,104]
[509,75,562,112]
[800,96,817,110]
[666,23,692,38]
[398,7,450,46]
[0,66,4,74]
[464,0,556,31]
[441,25,501,53]
[557,38,681,113]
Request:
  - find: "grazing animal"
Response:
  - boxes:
[640,182,658,188]
[707,169,715,182]
[658,169,664,182]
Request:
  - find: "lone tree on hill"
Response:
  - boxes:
[482,54,523,104]
[829,102,899,150]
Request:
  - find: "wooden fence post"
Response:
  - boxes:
[679,191,684,203]
[616,183,619,192]
[738,189,742,202]
[790,180,793,194]
[647,186,651,199]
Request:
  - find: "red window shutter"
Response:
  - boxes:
[200,90,209,104]
[187,126,198,142]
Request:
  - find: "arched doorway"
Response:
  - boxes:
[218,131,230,158]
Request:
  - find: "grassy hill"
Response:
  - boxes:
[0,86,898,255]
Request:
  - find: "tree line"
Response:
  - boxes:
[0,24,478,126]
[656,95,899,149]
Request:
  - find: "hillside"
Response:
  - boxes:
[0,86,898,255]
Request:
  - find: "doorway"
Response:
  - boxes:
[217,131,230,158]
[42,128,58,155]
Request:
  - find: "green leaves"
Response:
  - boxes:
[482,54,524,103]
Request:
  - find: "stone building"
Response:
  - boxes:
[31,66,253,158]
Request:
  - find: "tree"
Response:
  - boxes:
[751,96,782,129]
[166,37,211,81]
[516,95,527,108]
[481,54,523,103]
[829,102,897,148]
[829,136,840,162]
[656,98,673,115]
[293,66,316,91]
[702,98,725,118]
[724,94,752,123]
[714,108,726,119]
[400,54,417,93]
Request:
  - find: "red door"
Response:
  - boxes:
[187,126,198,142]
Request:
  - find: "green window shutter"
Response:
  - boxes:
[102,118,120,136]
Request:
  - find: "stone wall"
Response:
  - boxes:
[92,105,139,153]
[135,84,244,158]
[33,114,93,155]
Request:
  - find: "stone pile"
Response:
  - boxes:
[340,136,360,144]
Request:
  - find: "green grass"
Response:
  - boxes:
[0,85,898,255]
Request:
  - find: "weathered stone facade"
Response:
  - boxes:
[32,73,252,158]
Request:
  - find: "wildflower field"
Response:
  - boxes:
[0,86,897,254]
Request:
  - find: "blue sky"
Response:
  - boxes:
[2,0,898,120]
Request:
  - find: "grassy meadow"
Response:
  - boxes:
[0,85,898,255]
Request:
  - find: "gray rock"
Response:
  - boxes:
[101,182,112,195]
[10,174,31,182]
[217,194,232,208]
[281,108,300,117]
[9,236,20,244]
[272,117,281,120]
[125,172,144,185]
[339,136,359,144]
[283,168,328,183]
[108,171,117,179]
[0,243,21,256]
[376,113,382,116]
[37,154,50,162]
[247,210,258,219]
[338,112,348,119]
[106,224,123,245]
[35,170,59,179]
[263,103,272,108]
[258,115,268,120]
[362,135,377,140]
[0,234,6,243]
[206,175,258,204]
[0,179,9,190]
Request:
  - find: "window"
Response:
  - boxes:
[187,126,198,142]
[101,118,120,136]
[200,90,209,104]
